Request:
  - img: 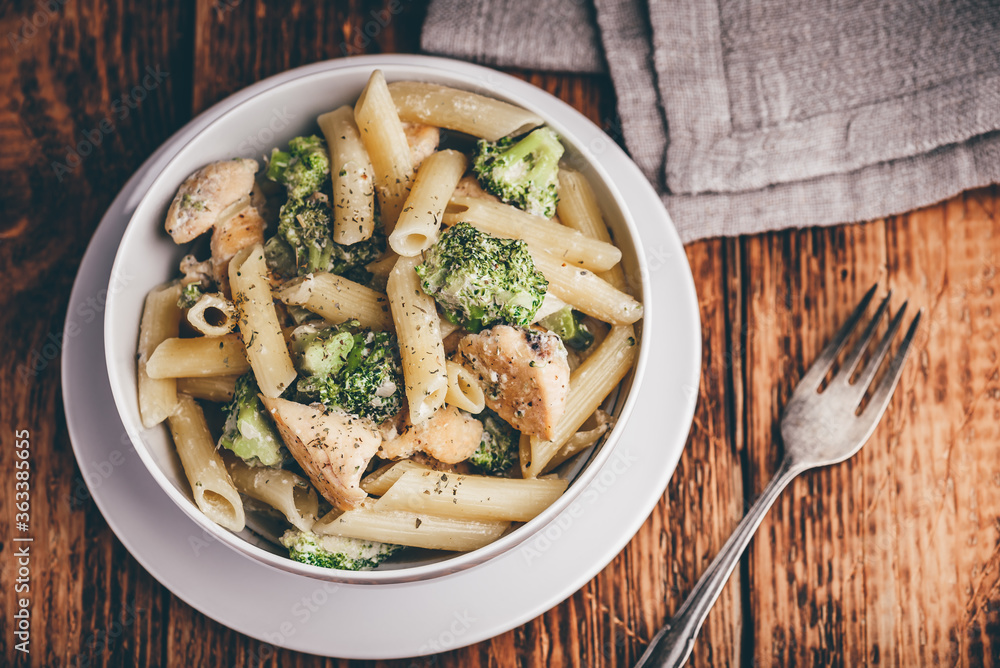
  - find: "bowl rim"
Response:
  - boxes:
[104,55,653,585]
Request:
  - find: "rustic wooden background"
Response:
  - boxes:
[2,1,999,665]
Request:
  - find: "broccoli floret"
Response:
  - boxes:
[472,127,565,218]
[267,135,330,200]
[280,529,401,570]
[277,195,336,275]
[416,222,548,332]
[272,193,386,279]
[177,282,204,309]
[291,325,355,377]
[539,306,594,350]
[297,326,403,422]
[218,373,285,466]
[468,409,519,475]
[264,235,298,278]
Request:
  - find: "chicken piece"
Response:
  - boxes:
[403,122,440,170]
[261,396,381,510]
[457,325,570,440]
[165,158,258,243]
[379,405,483,464]
[210,205,266,291]
[179,254,213,288]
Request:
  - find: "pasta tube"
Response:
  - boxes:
[376,470,568,522]
[176,374,239,403]
[313,503,509,552]
[318,105,376,244]
[557,168,627,290]
[386,256,448,424]
[389,149,467,256]
[226,457,319,532]
[444,360,486,414]
[145,334,250,378]
[138,282,182,427]
[275,271,393,330]
[388,81,544,141]
[166,395,245,531]
[529,250,643,325]
[229,245,297,397]
[355,70,414,230]
[524,325,637,477]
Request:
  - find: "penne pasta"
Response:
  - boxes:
[138,282,182,428]
[557,168,627,291]
[143,70,645,570]
[389,149,467,256]
[186,292,237,336]
[444,360,486,414]
[166,395,245,531]
[444,195,621,272]
[146,334,250,378]
[226,457,319,532]
[275,271,392,330]
[354,70,414,230]
[386,256,448,424]
[229,245,297,397]
[318,105,377,244]
[524,325,637,477]
[361,459,434,496]
[388,81,544,141]
[529,250,643,325]
[376,470,568,522]
[177,374,239,403]
[313,502,509,552]
[543,417,611,472]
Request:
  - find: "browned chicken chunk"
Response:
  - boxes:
[211,205,266,291]
[165,158,258,243]
[403,122,440,169]
[261,396,381,510]
[457,325,570,440]
[379,405,483,464]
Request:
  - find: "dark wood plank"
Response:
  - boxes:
[0,1,194,666]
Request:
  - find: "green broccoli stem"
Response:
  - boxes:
[508,128,562,176]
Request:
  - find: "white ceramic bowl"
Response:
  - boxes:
[105,59,652,584]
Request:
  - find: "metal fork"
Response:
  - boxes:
[635,285,922,668]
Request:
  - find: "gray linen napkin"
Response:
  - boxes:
[422,0,1000,242]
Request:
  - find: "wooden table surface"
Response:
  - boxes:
[3,1,999,666]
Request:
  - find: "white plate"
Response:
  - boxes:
[62,55,700,659]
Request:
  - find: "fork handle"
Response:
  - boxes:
[635,457,800,668]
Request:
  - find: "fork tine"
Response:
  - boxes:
[837,291,892,382]
[799,284,879,390]
[850,301,908,395]
[859,310,922,417]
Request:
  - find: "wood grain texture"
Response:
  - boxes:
[2,0,999,665]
